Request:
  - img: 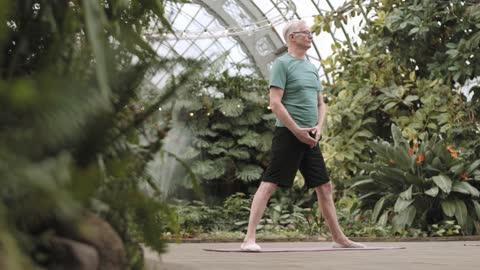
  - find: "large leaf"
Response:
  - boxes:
[394,197,414,213]
[449,164,465,175]
[399,185,413,200]
[218,98,244,117]
[467,159,480,174]
[424,186,439,197]
[441,200,456,217]
[392,205,416,230]
[372,196,386,222]
[377,211,389,227]
[432,175,452,194]
[452,181,480,197]
[454,200,468,229]
[472,200,480,220]
[236,165,263,182]
[350,178,374,188]
[391,124,408,148]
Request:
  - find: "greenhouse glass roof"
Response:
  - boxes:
[149,0,365,89]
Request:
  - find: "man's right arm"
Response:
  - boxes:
[269,86,316,147]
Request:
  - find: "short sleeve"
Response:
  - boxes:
[269,59,287,90]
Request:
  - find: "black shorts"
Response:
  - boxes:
[262,127,330,189]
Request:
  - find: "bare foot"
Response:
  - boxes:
[332,238,366,248]
[240,242,261,251]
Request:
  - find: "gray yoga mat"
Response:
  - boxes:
[204,246,406,253]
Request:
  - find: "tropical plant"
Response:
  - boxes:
[0,0,200,269]
[352,125,480,234]
[176,69,275,188]
[310,0,480,188]
[259,187,314,233]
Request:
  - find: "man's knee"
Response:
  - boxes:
[257,181,277,196]
[314,181,332,195]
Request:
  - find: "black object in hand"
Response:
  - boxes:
[310,131,322,141]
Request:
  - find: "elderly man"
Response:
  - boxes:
[241,19,366,251]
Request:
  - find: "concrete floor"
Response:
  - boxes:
[157,241,480,270]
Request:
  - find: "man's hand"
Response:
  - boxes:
[293,127,317,147]
[308,126,323,148]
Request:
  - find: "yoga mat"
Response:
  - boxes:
[204,246,406,253]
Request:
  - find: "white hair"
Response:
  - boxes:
[282,19,306,46]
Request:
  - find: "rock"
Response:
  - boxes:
[72,211,127,270]
[48,236,99,270]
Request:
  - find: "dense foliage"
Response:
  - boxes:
[177,70,274,188]
[353,125,480,234]
[0,1,200,269]
[310,0,480,233]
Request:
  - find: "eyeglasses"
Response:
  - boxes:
[292,31,313,36]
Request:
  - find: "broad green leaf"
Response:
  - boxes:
[399,185,413,200]
[467,159,480,174]
[454,200,468,229]
[350,178,374,188]
[404,95,419,102]
[236,165,263,182]
[441,200,456,217]
[446,49,459,57]
[446,43,457,49]
[384,102,398,111]
[424,186,439,197]
[450,164,465,175]
[408,27,419,35]
[372,197,386,222]
[432,157,442,168]
[472,200,480,220]
[394,197,414,213]
[392,205,416,230]
[377,211,389,227]
[432,175,452,194]
[452,181,480,197]
[355,130,373,138]
[218,98,244,117]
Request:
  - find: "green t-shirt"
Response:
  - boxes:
[269,53,322,128]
